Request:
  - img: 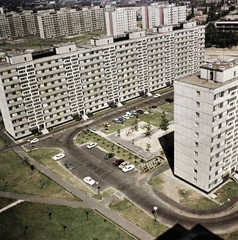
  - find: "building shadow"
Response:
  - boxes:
[158,131,174,172]
[155,223,224,240]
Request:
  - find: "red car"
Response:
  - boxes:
[137,109,144,114]
[113,159,124,167]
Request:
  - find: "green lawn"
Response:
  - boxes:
[0,150,79,202]
[148,175,218,210]
[0,202,134,240]
[109,198,168,238]
[76,130,142,165]
[159,102,174,113]
[0,135,6,148]
[214,180,238,204]
[27,148,116,200]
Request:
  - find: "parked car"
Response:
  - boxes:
[83,176,96,186]
[103,122,111,127]
[87,142,97,149]
[53,153,65,161]
[131,110,138,116]
[122,164,135,173]
[104,153,115,160]
[29,138,39,144]
[113,118,121,123]
[137,109,144,114]
[123,115,130,120]
[153,93,161,98]
[126,111,133,117]
[151,105,157,109]
[117,117,126,122]
[144,111,149,115]
[65,163,74,171]
[118,161,130,169]
[113,159,124,167]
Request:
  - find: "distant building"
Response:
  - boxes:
[105,8,137,36]
[142,3,186,30]
[0,22,204,140]
[174,59,238,192]
[37,7,105,39]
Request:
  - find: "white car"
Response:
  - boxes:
[53,153,65,161]
[153,93,161,98]
[29,138,39,144]
[123,115,130,120]
[144,111,150,115]
[122,164,135,173]
[126,112,133,117]
[87,142,97,149]
[83,176,96,186]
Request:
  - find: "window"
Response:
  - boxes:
[193,169,197,173]
[196,91,200,96]
[195,122,199,127]
[195,112,200,117]
[193,177,197,182]
[194,151,198,156]
[194,160,198,165]
[196,101,200,107]
[194,132,199,137]
[194,142,199,147]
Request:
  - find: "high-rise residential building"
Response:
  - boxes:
[174,59,238,192]
[105,8,137,36]
[0,11,39,39]
[142,3,186,30]
[0,22,204,140]
[37,7,105,39]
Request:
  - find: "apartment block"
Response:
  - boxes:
[142,3,186,30]
[37,7,105,39]
[105,8,137,36]
[174,60,238,192]
[0,22,204,140]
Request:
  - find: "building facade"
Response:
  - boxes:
[0,22,204,140]
[105,8,137,36]
[174,59,238,192]
[142,3,186,30]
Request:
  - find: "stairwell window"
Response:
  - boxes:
[195,112,200,117]
[196,90,200,96]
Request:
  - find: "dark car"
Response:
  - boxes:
[65,163,74,171]
[104,153,115,160]
[117,117,126,122]
[151,105,157,109]
[113,159,124,167]
[137,109,144,114]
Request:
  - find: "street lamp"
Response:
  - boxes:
[96,181,100,195]
[152,206,158,222]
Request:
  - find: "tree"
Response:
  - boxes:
[160,111,169,131]
[142,122,153,138]
[134,119,139,131]
[117,129,120,137]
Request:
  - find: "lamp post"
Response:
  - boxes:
[152,206,158,222]
[96,181,100,195]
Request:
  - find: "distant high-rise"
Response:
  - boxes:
[105,8,137,36]
[142,3,186,29]
[174,59,238,192]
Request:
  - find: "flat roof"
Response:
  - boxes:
[200,59,238,71]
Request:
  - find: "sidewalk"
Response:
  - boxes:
[11,146,154,240]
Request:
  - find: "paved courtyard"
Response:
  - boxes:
[106,121,174,160]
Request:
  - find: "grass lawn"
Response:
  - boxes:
[76,130,142,165]
[27,148,116,200]
[148,175,219,210]
[0,150,79,202]
[214,180,238,204]
[159,102,174,113]
[0,201,134,240]
[178,189,218,210]
[0,135,6,148]
[0,197,16,209]
[109,198,168,238]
